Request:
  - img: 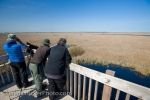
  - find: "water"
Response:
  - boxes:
[81,64,150,88]
[80,64,150,100]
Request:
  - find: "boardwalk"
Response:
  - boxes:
[0,78,74,100]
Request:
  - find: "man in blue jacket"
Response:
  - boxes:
[3,34,29,89]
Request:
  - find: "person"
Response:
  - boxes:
[44,38,72,100]
[3,33,30,89]
[29,39,50,97]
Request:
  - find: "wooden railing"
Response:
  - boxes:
[67,63,150,100]
[0,55,150,100]
[0,55,28,86]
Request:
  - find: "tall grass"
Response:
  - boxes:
[0,33,150,76]
[74,58,150,76]
[69,46,85,57]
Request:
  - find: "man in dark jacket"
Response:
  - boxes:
[29,39,50,96]
[45,38,72,100]
[3,34,29,88]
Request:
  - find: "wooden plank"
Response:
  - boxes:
[74,72,77,99]
[9,65,15,81]
[88,78,92,100]
[115,90,120,100]
[94,81,99,100]
[102,70,115,100]
[69,63,150,100]
[6,71,11,82]
[0,77,49,100]
[3,64,11,83]
[66,68,70,92]
[0,73,5,84]
[125,94,130,100]
[70,70,73,96]
[0,55,8,63]
[78,74,81,100]
[61,95,75,100]
[82,76,86,100]
[0,62,10,67]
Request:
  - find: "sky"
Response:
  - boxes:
[0,0,150,32]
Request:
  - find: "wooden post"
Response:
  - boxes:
[115,90,120,100]
[88,78,92,100]
[9,64,15,82]
[66,68,70,92]
[70,71,73,96]
[78,74,81,100]
[6,71,11,83]
[125,94,130,100]
[0,73,5,85]
[82,76,86,100]
[102,70,115,100]
[94,81,99,100]
[74,72,77,99]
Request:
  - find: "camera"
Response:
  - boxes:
[26,42,38,56]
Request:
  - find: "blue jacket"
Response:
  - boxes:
[3,40,25,63]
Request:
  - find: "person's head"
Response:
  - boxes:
[57,38,67,46]
[7,33,17,41]
[42,39,50,47]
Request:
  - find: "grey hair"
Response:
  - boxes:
[57,38,67,46]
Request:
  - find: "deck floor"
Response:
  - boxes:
[0,78,74,100]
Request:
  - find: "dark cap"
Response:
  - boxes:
[42,39,50,46]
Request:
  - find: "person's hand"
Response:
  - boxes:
[15,37,21,42]
[26,42,31,45]
[15,37,27,46]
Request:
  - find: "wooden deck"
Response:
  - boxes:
[0,78,74,100]
[60,95,74,100]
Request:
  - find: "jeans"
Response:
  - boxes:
[29,63,44,91]
[48,76,66,100]
[10,61,29,88]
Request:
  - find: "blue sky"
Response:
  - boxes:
[0,0,150,32]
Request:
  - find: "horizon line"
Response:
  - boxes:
[1,32,150,33]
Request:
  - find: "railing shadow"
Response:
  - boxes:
[0,82,16,91]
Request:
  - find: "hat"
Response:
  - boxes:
[42,39,50,46]
[7,34,16,41]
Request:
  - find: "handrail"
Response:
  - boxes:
[69,63,150,100]
[0,55,8,63]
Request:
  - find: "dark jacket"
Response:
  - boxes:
[45,44,72,78]
[30,45,50,65]
[3,40,25,63]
